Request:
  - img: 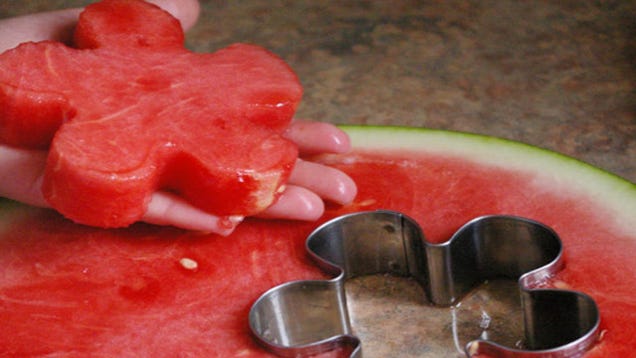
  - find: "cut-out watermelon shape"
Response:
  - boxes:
[0,127,634,357]
[0,0,302,227]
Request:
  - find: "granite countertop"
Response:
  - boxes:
[2,0,634,183]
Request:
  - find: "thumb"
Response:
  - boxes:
[0,0,200,53]
[147,0,200,33]
[0,8,82,52]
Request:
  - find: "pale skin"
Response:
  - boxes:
[0,0,357,235]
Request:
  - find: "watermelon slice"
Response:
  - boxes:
[0,0,302,228]
[0,126,634,357]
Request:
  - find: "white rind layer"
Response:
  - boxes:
[342,125,636,236]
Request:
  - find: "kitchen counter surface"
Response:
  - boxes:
[2,0,634,183]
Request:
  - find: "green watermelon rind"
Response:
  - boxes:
[340,125,636,231]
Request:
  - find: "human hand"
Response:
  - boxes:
[0,0,357,235]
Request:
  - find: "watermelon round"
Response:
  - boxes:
[0,126,634,357]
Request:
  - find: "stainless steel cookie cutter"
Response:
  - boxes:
[249,210,600,357]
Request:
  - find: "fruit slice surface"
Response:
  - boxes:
[0,0,301,227]
[0,126,634,357]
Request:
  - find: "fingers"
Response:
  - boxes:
[0,9,82,52]
[143,155,358,229]
[274,122,357,221]
[284,120,351,156]
[0,145,48,207]
[147,0,200,32]
[258,185,324,221]
[0,0,201,53]
[288,159,357,205]
[0,146,348,230]
[143,191,243,235]
[141,134,356,226]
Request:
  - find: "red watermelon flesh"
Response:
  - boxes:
[1,127,635,357]
[0,0,302,228]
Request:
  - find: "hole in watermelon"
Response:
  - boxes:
[345,277,523,357]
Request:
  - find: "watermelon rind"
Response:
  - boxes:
[0,125,634,356]
[340,125,636,235]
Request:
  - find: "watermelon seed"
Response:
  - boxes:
[357,198,377,207]
[179,257,198,271]
[552,280,572,290]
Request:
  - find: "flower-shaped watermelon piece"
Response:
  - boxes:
[0,0,302,227]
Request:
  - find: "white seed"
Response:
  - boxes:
[179,257,198,271]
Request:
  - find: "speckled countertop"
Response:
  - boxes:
[2,0,634,183]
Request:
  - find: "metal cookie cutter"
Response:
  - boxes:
[249,210,600,357]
